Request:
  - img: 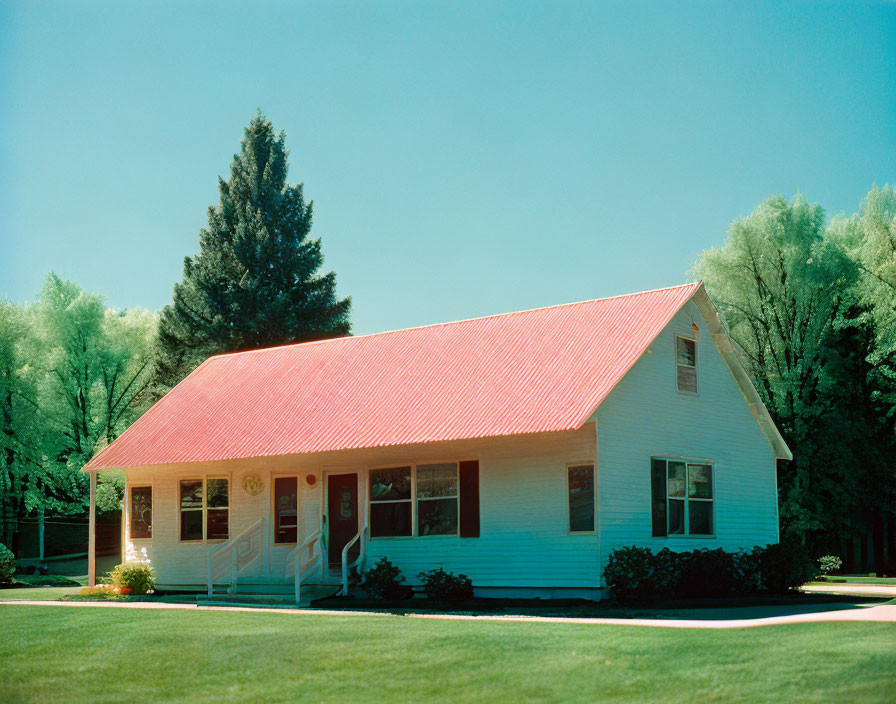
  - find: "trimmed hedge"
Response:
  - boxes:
[604,538,814,601]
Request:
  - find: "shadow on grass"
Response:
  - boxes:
[4,585,891,622]
[305,593,892,621]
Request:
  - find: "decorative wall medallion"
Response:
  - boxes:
[306,474,317,486]
[242,473,264,496]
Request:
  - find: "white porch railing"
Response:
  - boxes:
[340,526,367,596]
[207,517,266,597]
[285,528,325,605]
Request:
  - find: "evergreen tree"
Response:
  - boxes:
[155,112,351,388]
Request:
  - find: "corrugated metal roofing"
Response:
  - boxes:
[86,282,703,469]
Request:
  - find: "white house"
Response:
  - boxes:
[84,282,790,602]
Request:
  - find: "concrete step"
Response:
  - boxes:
[197,584,342,608]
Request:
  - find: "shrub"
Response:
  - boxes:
[603,546,654,600]
[731,548,763,594]
[817,555,842,577]
[110,561,155,595]
[0,543,15,584]
[604,539,816,601]
[360,557,412,600]
[418,568,474,601]
[649,548,681,597]
[755,537,814,594]
[677,548,737,598]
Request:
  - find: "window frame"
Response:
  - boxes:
[653,457,715,538]
[565,462,596,535]
[128,483,153,541]
[674,334,698,396]
[272,473,300,546]
[415,462,460,538]
[177,475,230,543]
[367,460,463,540]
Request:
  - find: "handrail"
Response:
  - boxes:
[340,525,367,596]
[286,528,324,605]
[284,528,321,577]
[207,517,265,597]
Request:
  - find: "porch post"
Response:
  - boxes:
[88,471,96,587]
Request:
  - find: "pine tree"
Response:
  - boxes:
[155,112,351,389]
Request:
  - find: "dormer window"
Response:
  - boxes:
[676,335,697,394]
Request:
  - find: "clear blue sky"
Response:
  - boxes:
[2,1,894,335]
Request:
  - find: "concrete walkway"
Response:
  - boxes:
[802,584,896,597]
[2,599,894,629]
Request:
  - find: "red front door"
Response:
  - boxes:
[327,473,359,567]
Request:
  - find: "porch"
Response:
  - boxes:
[87,426,601,601]
[88,461,371,606]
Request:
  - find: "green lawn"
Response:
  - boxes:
[0,606,894,703]
[0,586,79,602]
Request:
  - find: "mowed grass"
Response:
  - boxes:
[0,606,894,704]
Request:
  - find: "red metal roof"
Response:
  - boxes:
[86,282,702,469]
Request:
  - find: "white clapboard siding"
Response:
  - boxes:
[117,300,778,593]
[119,427,598,589]
[594,299,779,581]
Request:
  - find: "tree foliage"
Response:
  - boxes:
[0,274,156,550]
[155,112,352,389]
[692,190,896,564]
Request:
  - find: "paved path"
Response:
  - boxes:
[2,599,894,629]
[802,584,896,597]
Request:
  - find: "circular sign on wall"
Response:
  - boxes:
[242,473,264,496]
[306,474,317,486]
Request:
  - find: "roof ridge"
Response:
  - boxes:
[207,281,703,362]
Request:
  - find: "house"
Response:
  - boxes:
[84,282,791,602]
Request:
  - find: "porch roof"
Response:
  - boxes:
[87,283,706,469]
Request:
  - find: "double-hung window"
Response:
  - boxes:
[567,464,595,533]
[676,335,698,394]
[129,486,152,540]
[274,477,299,544]
[369,463,460,538]
[369,466,413,537]
[416,463,459,536]
[179,477,229,541]
[651,458,713,536]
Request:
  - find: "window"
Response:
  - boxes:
[369,463,462,538]
[369,466,412,537]
[274,477,298,544]
[417,463,458,536]
[130,486,152,539]
[676,335,697,394]
[567,464,595,533]
[650,459,713,536]
[206,478,229,540]
[179,478,229,541]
